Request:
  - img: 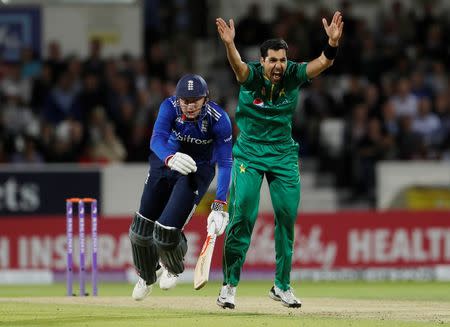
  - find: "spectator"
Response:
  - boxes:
[133,58,149,91]
[380,100,400,140]
[302,78,338,156]
[423,24,446,60]
[1,84,37,136]
[115,99,136,144]
[340,103,369,192]
[105,71,134,125]
[45,40,65,83]
[390,78,418,118]
[397,116,426,160]
[10,135,44,164]
[66,56,83,94]
[78,72,106,124]
[365,83,382,118]
[20,47,42,80]
[412,97,441,152]
[360,35,382,83]
[1,63,31,104]
[426,61,448,94]
[125,123,150,162]
[49,119,84,162]
[30,63,53,114]
[83,38,105,75]
[89,122,127,162]
[355,118,393,201]
[434,92,450,147]
[43,71,82,125]
[341,75,365,113]
[410,70,433,99]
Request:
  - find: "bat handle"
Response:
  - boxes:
[207,221,216,236]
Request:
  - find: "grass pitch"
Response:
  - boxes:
[1,281,450,326]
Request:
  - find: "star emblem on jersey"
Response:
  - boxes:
[239,163,246,173]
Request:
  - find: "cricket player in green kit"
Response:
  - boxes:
[215,11,344,309]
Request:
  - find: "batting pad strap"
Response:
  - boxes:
[153,222,180,250]
[136,211,152,222]
[129,213,155,247]
[153,222,187,274]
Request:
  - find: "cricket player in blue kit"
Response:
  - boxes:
[129,74,233,300]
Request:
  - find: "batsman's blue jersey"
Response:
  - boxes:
[150,96,233,202]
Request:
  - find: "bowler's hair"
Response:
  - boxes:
[260,39,289,58]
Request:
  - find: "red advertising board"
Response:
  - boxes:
[0,211,449,276]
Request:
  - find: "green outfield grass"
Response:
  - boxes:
[3,280,450,301]
[1,281,450,327]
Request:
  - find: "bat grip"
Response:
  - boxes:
[207,221,216,235]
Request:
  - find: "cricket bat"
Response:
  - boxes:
[193,222,217,290]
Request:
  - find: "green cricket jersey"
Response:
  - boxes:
[236,61,309,143]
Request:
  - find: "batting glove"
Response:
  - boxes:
[165,152,197,175]
[207,200,229,236]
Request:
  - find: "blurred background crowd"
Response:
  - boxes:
[0,0,449,206]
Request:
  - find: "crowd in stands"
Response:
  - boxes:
[0,1,448,204]
[0,39,177,164]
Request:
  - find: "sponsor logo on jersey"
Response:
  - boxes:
[224,135,232,143]
[253,98,264,107]
[173,131,213,145]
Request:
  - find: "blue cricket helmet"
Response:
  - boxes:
[175,74,209,99]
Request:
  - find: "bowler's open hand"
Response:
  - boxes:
[216,18,235,45]
[322,11,344,46]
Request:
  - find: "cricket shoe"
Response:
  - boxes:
[269,285,302,308]
[132,268,164,301]
[216,284,236,309]
[159,266,179,290]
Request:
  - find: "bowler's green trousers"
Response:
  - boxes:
[222,137,301,291]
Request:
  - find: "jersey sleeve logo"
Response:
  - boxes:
[205,103,222,121]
